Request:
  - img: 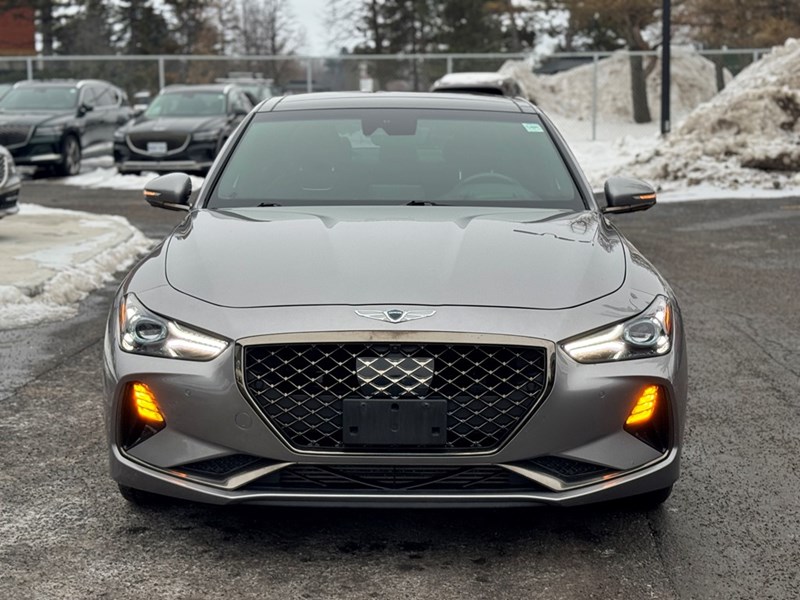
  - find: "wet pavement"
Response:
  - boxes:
[1,183,798,599]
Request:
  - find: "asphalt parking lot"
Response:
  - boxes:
[1,182,798,600]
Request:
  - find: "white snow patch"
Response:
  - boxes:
[0,204,152,330]
[502,42,800,199]
[625,39,800,191]
[54,167,205,192]
[502,46,728,123]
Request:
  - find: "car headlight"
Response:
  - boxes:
[113,129,127,141]
[119,293,228,361]
[192,129,221,142]
[562,295,673,363]
[34,124,65,137]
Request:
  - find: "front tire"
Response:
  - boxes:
[55,134,81,177]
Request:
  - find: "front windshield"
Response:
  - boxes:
[144,91,226,118]
[0,86,78,111]
[209,109,585,210]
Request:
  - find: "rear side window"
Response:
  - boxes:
[209,108,584,210]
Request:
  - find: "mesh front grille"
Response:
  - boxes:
[247,464,544,492]
[127,131,189,153]
[529,456,612,480]
[242,342,548,452]
[0,124,32,148]
[179,454,261,477]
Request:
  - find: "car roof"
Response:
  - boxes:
[162,84,235,94]
[262,91,537,113]
[13,79,114,88]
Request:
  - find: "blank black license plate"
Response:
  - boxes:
[342,398,447,446]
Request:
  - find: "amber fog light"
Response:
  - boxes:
[121,382,166,450]
[624,385,669,452]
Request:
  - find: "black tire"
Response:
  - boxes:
[55,134,81,177]
[117,483,167,506]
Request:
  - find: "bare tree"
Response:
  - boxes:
[228,0,305,85]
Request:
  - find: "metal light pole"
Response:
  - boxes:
[661,0,671,135]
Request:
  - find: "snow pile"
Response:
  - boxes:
[0,204,152,330]
[56,167,204,192]
[501,46,727,122]
[627,39,800,188]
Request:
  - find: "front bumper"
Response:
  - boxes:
[114,140,216,173]
[104,294,687,507]
[9,137,62,167]
[0,177,21,218]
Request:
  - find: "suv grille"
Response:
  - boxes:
[247,464,544,492]
[0,124,32,148]
[242,342,548,452]
[127,130,189,154]
[0,154,7,187]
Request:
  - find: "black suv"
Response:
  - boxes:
[0,79,133,176]
[113,84,253,175]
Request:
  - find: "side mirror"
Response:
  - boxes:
[602,177,656,214]
[143,173,192,211]
[78,103,94,116]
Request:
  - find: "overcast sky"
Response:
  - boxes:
[288,0,333,55]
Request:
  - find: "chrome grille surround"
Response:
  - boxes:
[0,154,8,188]
[236,331,554,456]
[0,124,33,149]
[126,131,191,156]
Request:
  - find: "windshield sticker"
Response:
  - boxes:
[522,123,544,133]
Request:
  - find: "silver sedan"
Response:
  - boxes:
[104,92,687,509]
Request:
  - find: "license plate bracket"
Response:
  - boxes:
[342,398,447,446]
[147,141,168,154]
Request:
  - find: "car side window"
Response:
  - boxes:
[94,86,116,107]
[80,87,98,108]
[229,92,246,115]
[240,91,254,111]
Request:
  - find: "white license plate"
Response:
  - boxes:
[147,142,168,154]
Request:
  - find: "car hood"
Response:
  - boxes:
[129,115,227,134]
[0,111,72,127]
[164,206,626,310]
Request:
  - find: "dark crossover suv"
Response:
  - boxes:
[0,79,132,176]
[113,84,253,175]
[105,92,686,509]
[0,145,21,218]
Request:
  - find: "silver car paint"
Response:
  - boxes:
[164,208,625,310]
[104,93,687,507]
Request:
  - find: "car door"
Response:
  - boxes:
[90,85,128,154]
[78,85,107,154]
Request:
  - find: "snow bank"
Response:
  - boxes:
[55,167,205,192]
[501,46,727,122]
[0,204,152,330]
[626,39,800,189]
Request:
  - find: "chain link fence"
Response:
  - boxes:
[0,49,769,140]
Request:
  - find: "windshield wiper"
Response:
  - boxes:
[406,200,445,206]
[257,202,282,207]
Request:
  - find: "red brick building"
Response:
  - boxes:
[0,4,35,55]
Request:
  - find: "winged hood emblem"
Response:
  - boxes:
[355,309,436,324]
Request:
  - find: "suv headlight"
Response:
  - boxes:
[35,123,65,137]
[562,295,673,363]
[113,129,127,141]
[119,293,228,361]
[192,129,221,142]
